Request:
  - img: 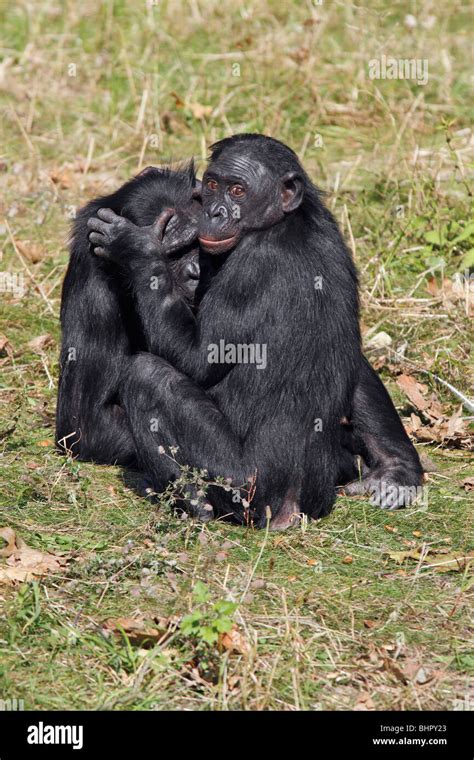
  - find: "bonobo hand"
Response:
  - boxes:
[87,205,199,264]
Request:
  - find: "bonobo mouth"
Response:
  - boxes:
[198,234,238,254]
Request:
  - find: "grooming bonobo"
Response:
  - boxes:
[72,134,421,527]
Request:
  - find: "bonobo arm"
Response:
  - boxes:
[87,209,229,385]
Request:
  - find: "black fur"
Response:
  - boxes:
[56,135,423,525]
[56,164,200,464]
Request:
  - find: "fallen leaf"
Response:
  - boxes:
[365,331,392,350]
[0,527,17,557]
[0,334,13,358]
[36,439,54,447]
[386,547,474,573]
[354,692,375,710]
[363,619,376,629]
[461,477,474,492]
[27,334,53,352]
[397,374,428,411]
[50,169,73,189]
[103,615,178,647]
[188,102,213,120]
[426,551,474,573]
[383,657,408,684]
[16,240,45,263]
[219,625,250,655]
[384,525,398,534]
[0,527,68,584]
[342,555,353,564]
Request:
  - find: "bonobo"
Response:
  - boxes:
[56,164,203,465]
[85,134,378,527]
[61,137,422,523]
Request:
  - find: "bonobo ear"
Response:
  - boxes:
[281,172,303,213]
[136,166,158,177]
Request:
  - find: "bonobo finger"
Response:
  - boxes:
[152,208,175,240]
[88,232,106,246]
[87,217,109,233]
[93,247,109,258]
[340,479,367,496]
[97,207,121,223]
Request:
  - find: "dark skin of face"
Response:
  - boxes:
[198,150,304,254]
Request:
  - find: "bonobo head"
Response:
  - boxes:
[198,134,306,255]
[123,163,202,256]
[122,164,202,305]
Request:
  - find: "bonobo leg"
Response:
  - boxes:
[119,354,254,524]
[339,357,423,509]
[56,361,137,466]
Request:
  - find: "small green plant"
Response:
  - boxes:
[181,581,237,646]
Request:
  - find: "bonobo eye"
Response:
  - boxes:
[229,184,245,199]
[206,179,218,191]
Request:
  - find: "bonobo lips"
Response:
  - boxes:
[198,234,238,255]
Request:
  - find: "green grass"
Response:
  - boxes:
[0,0,472,711]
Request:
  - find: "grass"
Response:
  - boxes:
[0,0,472,711]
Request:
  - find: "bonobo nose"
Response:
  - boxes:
[206,204,228,220]
[186,260,200,280]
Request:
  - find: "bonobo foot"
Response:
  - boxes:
[176,485,215,523]
[339,464,424,510]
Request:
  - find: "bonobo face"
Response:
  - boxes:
[198,150,303,255]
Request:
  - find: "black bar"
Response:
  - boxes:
[0,710,470,757]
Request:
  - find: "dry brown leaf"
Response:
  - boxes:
[387,549,422,564]
[446,405,465,437]
[169,92,184,108]
[27,334,54,352]
[425,552,474,573]
[383,657,408,684]
[0,527,68,585]
[386,547,474,573]
[0,334,13,358]
[103,615,178,647]
[354,692,375,711]
[404,410,472,450]
[461,477,474,492]
[188,102,213,119]
[0,527,17,557]
[397,374,428,411]
[50,169,73,189]
[342,555,353,564]
[16,240,45,263]
[218,625,250,655]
